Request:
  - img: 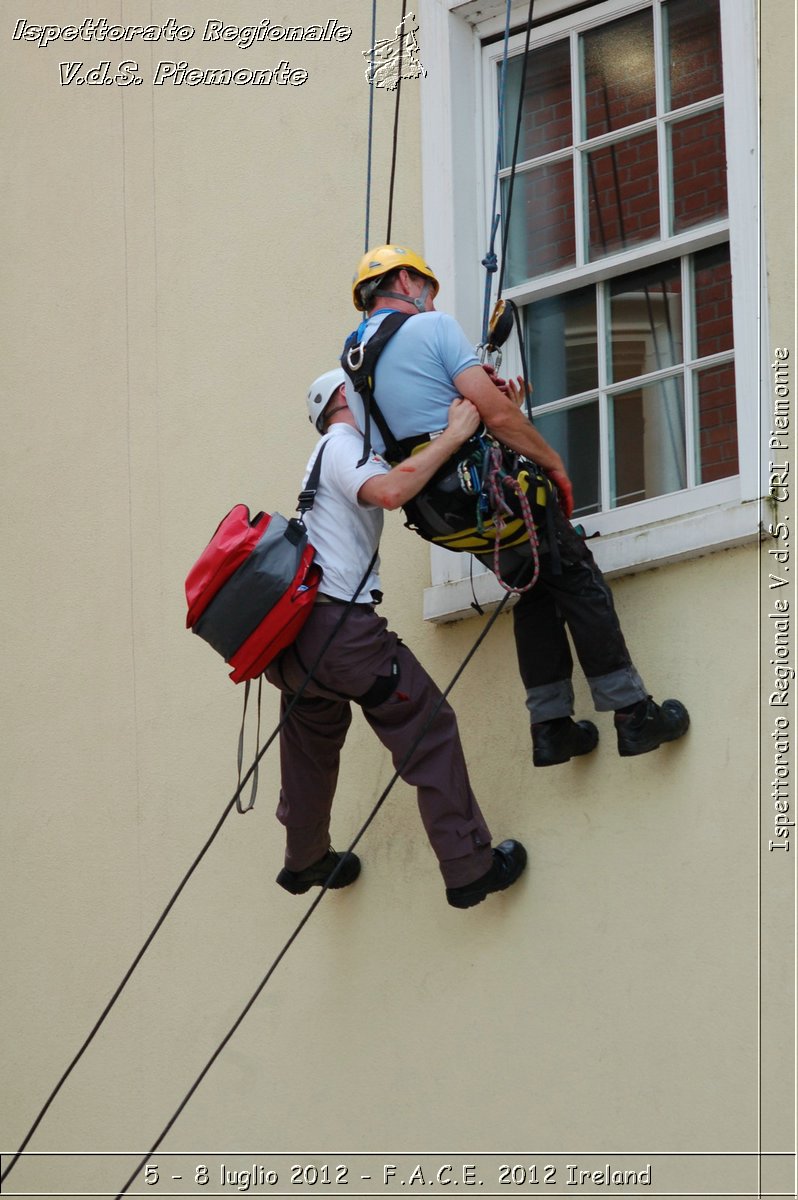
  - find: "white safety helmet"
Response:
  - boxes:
[306,367,347,433]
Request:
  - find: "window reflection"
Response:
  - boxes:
[609,260,683,384]
[503,40,572,164]
[525,287,598,406]
[501,3,737,515]
[611,378,686,506]
[693,243,733,357]
[502,163,576,286]
[536,404,600,516]
[670,109,728,234]
[582,10,655,138]
[695,362,738,483]
[665,0,723,111]
[500,1,728,284]
[586,131,660,259]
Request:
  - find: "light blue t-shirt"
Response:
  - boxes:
[344,310,479,455]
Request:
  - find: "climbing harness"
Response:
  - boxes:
[342,309,412,463]
[342,309,554,590]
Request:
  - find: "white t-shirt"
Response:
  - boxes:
[301,424,389,603]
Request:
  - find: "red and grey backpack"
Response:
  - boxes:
[185,442,328,682]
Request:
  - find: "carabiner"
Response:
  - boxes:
[346,342,366,372]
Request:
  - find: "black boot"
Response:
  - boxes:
[614,697,690,757]
[446,840,528,909]
[276,848,361,894]
[532,716,599,767]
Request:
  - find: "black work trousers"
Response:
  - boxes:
[477,504,647,724]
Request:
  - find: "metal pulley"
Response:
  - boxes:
[477,297,517,369]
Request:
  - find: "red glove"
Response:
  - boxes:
[548,468,574,519]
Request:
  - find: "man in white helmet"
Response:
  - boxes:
[341,244,689,767]
[263,367,527,909]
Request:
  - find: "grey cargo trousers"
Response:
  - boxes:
[265,603,493,888]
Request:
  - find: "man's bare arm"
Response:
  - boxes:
[358,399,479,511]
[453,364,568,478]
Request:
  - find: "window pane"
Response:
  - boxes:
[695,362,738,483]
[502,162,575,284]
[582,10,655,139]
[524,287,598,406]
[610,377,686,506]
[609,260,683,384]
[536,403,600,516]
[586,130,660,258]
[665,0,723,111]
[502,40,572,164]
[670,108,728,234]
[693,243,733,358]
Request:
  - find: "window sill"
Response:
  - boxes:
[422,497,762,623]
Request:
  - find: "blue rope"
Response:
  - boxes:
[364,0,377,250]
[481,0,513,344]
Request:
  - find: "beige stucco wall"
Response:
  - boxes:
[1,1,792,1197]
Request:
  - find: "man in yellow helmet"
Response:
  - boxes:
[340,245,689,766]
[347,244,574,488]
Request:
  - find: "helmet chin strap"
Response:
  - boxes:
[322,403,348,424]
[374,280,433,314]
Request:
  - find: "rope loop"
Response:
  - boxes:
[483,445,541,595]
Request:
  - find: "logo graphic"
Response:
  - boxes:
[363,12,426,91]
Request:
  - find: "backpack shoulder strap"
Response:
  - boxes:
[295,437,329,522]
[341,312,412,465]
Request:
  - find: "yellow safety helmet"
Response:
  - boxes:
[352,244,439,311]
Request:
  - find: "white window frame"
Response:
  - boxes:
[418,0,763,623]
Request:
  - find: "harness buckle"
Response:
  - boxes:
[296,488,316,514]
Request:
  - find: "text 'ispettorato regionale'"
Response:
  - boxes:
[12,18,354,49]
